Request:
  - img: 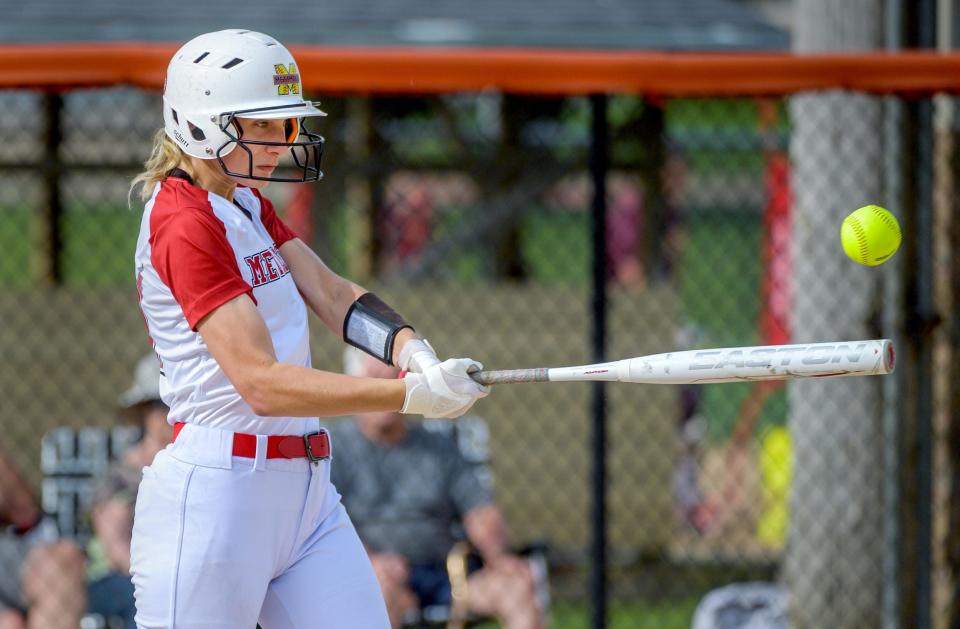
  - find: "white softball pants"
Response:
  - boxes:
[130,423,389,628]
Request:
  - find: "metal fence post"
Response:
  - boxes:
[898,93,936,629]
[41,92,63,285]
[589,92,609,629]
[913,0,937,614]
[913,94,936,629]
[900,2,937,627]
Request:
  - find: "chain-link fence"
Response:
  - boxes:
[0,66,954,628]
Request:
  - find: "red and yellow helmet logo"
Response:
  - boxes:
[273,63,301,95]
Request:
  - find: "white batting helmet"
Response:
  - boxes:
[118,353,163,408]
[162,29,326,182]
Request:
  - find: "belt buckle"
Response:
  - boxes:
[303,431,327,465]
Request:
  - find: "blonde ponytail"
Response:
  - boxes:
[128,130,186,207]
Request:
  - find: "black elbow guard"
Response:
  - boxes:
[343,293,413,366]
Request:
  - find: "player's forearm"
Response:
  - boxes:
[464,503,509,562]
[281,239,365,331]
[281,241,426,367]
[199,294,406,417]
[240,362,406,417]
[314,276,366,334]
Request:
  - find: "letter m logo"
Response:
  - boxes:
[273,63,301,95]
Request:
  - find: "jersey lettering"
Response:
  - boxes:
[244,245,290,287]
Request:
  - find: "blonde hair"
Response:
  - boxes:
[128,130,186,207]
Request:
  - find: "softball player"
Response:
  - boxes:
[128,29,489,629]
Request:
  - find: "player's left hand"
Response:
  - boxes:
[398,338,441,373]
[401,358,490,418]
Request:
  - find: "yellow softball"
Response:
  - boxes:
[840,205,901,266]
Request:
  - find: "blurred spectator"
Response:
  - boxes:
[0,445,86,629]
[330,348,543,629]
[86,353,172,627]
[383,177,434,268]
[606,180,644,288]
[671,323,715,534]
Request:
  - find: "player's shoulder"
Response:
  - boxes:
[153,175,211,212]
[149,178,222,234]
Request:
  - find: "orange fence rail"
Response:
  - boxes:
[2,43,960,96]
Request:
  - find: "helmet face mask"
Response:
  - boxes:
[162,29,326,183]
[216,105,325,183]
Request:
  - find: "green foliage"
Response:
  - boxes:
[666,98,760,130]
[680,214,762,346]
[0,208,33,287]
[539,598,700,629]
[520,209,591,285]
[61,207,141,286]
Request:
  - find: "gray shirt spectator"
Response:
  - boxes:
[330,419,492,565]
[331,347,544,629]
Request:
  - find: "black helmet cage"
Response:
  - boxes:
[215,102,325,183]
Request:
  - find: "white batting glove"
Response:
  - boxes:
[401,358,490,418]
[398,338,441,373]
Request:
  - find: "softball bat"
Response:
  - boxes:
[471,339,894,386]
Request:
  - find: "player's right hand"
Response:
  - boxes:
[401,358,490,418]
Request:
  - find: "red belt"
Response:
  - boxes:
[172,422,330,462]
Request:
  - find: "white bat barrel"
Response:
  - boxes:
[618,339,894,384]
[473,339,894,385]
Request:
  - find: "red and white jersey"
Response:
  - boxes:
[135,173,316,435]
